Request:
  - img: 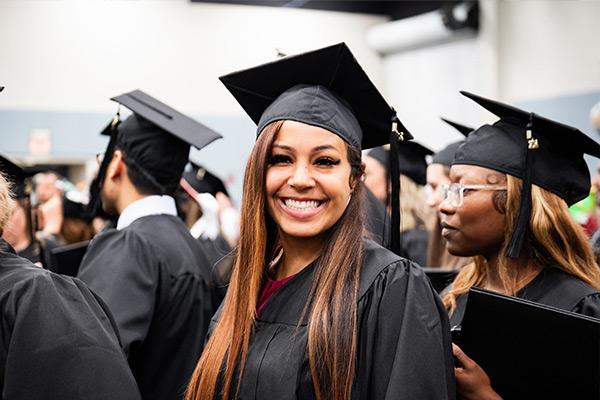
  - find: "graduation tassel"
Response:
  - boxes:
[388,110,413,257]
[506,113,538,259]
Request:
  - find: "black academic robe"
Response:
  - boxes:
[78,214,220,400]
[0,240,140,400]
[197,234,230,268]
[364,187,388,247]
[450,266,600,328]
[209,239,456,400]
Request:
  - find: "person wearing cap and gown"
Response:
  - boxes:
[186,43,455,400]
[78,90,223,400]
[364,142,434,266]
[180,162,235,265]
[425,118,473,269]
[438,91,600,399]
[0,126,141,399]
[0,155,42,264]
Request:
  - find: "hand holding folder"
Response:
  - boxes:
[455,287,600,399]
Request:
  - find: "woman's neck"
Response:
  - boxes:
[275,234,324,280]
[483,249,542,294]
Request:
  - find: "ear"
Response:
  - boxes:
[106,150,125,182]
[349,163,366,192]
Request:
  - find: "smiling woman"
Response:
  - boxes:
[185,43,455,400]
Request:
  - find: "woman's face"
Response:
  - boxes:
[438,164,507,258]
[363,155,387,204]
[426,163,451,209]
[265,121,354,241]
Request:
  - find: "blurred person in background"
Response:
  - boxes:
[364,142,434,266]
[425,118,472,269]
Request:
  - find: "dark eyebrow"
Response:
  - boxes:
[271,144,338,153]
[312,144,337,153]
[271,144,292,151]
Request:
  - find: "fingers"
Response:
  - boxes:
[453,343,475,369]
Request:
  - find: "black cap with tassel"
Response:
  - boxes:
[454,91,600,258]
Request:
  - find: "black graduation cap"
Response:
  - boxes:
[219,42,412,150]
[88,90,222,214]
[0,155,35,199]
[368,141,433,186]
[219,42,412,255]
[63,196,91,221]
[0,86,4,93]
[455,90,600,258]
[182,161,229,198]
[431,118,474,167]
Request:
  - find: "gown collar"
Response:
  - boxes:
[117,195,177,230]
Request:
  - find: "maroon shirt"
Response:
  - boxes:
[257,274,296,314]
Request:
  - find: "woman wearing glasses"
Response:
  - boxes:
[440,92,600,399]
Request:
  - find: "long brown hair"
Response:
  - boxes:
[186,121,366,400]
[444,175,600,313]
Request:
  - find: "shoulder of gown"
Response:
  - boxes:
[356,239,456,400]
[0,252,140,399]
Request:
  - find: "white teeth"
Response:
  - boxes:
[284,199,321,211]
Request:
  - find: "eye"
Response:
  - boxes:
[462,188,476,196]
[268,154,291,165]
[314,157,340,166]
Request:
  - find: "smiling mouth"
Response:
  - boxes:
[283,198,323,211]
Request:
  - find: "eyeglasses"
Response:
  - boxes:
[441,183,507,208]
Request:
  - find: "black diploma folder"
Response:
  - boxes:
[459,287,600,399]
[49,240,89,277]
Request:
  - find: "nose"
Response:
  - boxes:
[438,196,456,216]
[288,163,315,189]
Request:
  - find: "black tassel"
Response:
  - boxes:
[389,113,404,256]
[506,113,537,259]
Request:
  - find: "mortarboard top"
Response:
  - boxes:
[219,42,412,150]
[183,161,229,198]
[109,90,222,151]
[455,90,600,257]
[367,141,433,186]
[431,118,474,167]
[0,155,35,199]
[92,90,222,203]
[440,117,473,137]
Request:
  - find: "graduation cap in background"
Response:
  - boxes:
[0,155,35,200]
[431,118,474,167]
[454,90,600,258]
[367,141,433,186]
[182,161,229,198]
[219,42,412,255]
[88,90,223,216]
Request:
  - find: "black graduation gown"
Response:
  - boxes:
[209,239,456,400]
[197,234,230,268]
[450,266,600,328]
[0,241,140,400]
[364,187,388,247]
[78,214,220,400]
